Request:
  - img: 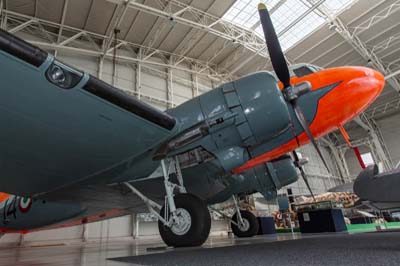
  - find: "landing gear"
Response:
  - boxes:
[231,210,259,237]
[124,157,211,247]
[230,195,259,238]
[159,193,211,247]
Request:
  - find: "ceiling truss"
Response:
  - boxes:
[0,9,231,82]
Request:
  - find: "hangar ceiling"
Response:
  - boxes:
[1,0,400,119]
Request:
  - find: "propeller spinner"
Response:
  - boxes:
[258,3,330,198]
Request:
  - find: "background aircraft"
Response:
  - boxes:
[0,4,384,247]
[353,164,400,211]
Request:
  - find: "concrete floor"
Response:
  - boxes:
[0,231,399,266]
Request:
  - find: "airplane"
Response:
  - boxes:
[354,164,400,212]
[0,4,384,247]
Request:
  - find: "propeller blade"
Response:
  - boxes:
[258,3,291,88]
[292,151,315,201]
[293,101,331,174]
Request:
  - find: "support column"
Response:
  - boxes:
[166,59,174,108]
[211,79,217,90]
[191,71,199,98]
[190,64,199,97]
[131,213,136,239]
[98,56,104,79]
[328,144,347,183]
[367,139,380,168]
[356,115,393,171]
[82,223,89,242]
[369,121,393,171]
[18,233,24,246]
[338,149,351,182]
[135,48,142,100]
[0,0,7,30]
[135,215,140,239]
[135,63,141,100]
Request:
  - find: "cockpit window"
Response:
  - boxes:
[293,66,314,77]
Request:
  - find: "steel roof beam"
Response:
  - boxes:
[8,18,35,33]
[57,0,69,43]
[140,0,174,52]
[250,0,287,30]
[228,0,325,75]
[103,1,130,54]
[31,40,224,81]
[310,1,400,92]
[0,9,229,81]
[294,0,387,62]
[386,68,400,80]
[122,0,267,57]
[348,1,400,38]
[171,1,216,63]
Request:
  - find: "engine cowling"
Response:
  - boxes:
[224,72,291,145]
[167,72,291,171]
[226,155,299,200]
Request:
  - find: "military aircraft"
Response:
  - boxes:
[354,164,400,211]
[0,4,384,247]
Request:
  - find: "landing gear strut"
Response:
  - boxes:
[124,158,211,247]
[230,195,259,238]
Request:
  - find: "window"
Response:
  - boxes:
[361,152,375,166]
[293,65,314,77]
[222,0,356,51]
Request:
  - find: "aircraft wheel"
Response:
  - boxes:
[231,210,259,238]
[158,193,211,247]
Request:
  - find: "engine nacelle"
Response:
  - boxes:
[227,72,291,144]
[167,72,291,171]
[226,155,299,200]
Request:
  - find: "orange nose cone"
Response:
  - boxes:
[302,67,385,139]
[360,67,385,101]
[340,67,385,124]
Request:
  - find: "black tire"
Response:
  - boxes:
[158,193,211,247]
[231,210,259,238]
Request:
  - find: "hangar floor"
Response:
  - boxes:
[1,231,399,266]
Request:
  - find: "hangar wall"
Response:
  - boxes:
[0,217,230,245]
[345,113,400,177]
[56,53,214,110]
[376,114,400,167]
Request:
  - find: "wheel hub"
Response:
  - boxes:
[170,208,192,236]
[238,218,250,232]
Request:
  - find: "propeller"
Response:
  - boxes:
[292,151,315,201]
[258,3,330,173]
[258,3,332,199]
[258,3,290,88]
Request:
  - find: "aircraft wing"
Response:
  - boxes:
[327,182,354,193]
[0,29,178,196]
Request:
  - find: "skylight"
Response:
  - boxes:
[223,0,355,52]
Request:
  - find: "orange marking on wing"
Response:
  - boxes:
[0,192,11,203]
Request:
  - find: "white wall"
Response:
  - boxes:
[0,216,230,246]
[344,113,400,177]
[55,53,213,110]
[376,114,400,167]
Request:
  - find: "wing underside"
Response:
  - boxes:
[0,29,177,196]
